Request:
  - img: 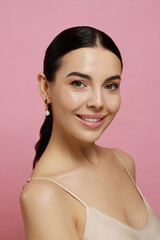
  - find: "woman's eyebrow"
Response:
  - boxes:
[66,72,91,79]
[66,72,121,82]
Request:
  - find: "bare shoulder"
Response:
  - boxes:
[112,148,136,182]
[19,179,79,240]
[20,178,64,206]
[96,145,136,182]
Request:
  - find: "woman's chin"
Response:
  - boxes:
[73,131,104,144]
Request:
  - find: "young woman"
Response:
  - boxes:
[20,26,160,240]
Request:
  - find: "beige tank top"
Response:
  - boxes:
[23,151,160,239]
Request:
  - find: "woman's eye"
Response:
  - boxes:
[105,83,118,91]
[71,81,86,88]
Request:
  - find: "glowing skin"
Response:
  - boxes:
[47,47,122,144]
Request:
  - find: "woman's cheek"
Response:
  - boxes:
[107,95,121,114]
[63,91,87,109]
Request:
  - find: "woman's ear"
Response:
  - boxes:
[37,73,51,103]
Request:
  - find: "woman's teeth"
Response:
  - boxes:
[78,116,102,122]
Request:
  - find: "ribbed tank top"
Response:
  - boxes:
[22,151,160,239]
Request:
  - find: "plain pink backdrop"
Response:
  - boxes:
[1,0,160,239]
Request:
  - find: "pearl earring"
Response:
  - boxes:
[45,97,50,116]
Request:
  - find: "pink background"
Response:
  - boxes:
[1,0,160,239]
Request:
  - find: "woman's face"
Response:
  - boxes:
[48,47,122,142]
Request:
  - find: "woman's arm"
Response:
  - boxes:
[19,180,80,240]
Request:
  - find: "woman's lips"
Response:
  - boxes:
[77,114,106,119]
[75,114,106,129]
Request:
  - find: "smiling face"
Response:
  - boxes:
[48,47,122,143]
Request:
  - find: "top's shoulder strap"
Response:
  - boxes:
[112,149,148,205]
[112,149,136,183]
[22,176,87,207]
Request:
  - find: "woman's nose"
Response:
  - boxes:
[86,89,104,109]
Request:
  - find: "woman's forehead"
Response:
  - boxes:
[58,47,122,77]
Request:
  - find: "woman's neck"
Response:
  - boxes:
[45,126,100,166]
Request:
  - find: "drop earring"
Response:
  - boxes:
[44,97,50,116]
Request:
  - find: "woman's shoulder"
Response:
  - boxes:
[112,147,136,181]
[19,176,78,226]
[19,178,79,239]
[98,146,136,181]
[19,177,65,207]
